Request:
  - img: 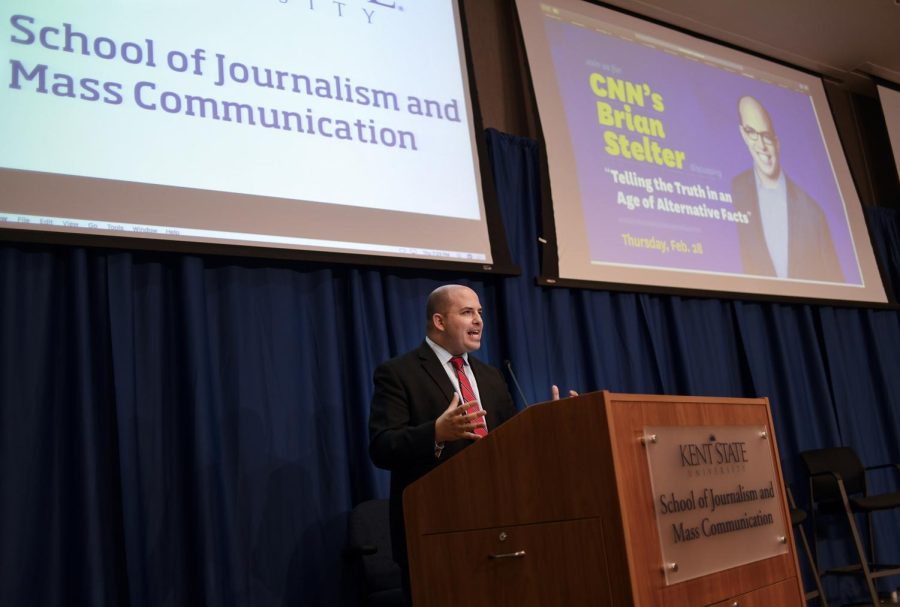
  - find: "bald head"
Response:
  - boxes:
[426,284,467,330]
[738,96,781,186]
[738,96,774,131]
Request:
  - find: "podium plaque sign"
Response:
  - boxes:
[643,425,788,585]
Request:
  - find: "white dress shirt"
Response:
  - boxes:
[425,337,488,457]
[755,170,789,278]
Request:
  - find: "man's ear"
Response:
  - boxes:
[431,313,445,332]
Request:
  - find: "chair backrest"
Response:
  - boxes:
[799,447,866,500]
[346,499,401,595]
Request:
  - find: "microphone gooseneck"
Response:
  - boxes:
[504,359,530,408]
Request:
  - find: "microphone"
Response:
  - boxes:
[504,359,530,408]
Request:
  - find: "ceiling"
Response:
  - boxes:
[602,0,900,94]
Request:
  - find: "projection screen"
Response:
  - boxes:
[0,0,501,267]
[516,0,887,303]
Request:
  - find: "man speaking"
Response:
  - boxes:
[731,95,844,282]
[369,284,573,602]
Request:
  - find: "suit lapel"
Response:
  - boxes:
[784,177,803,277]
[742,177,776,276]
[418,344,502,430]
[416,342,455,403]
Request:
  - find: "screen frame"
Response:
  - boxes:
[0,0,520,276]
[516,0,889,304]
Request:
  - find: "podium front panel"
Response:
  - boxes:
[604,393,803,606]
[404,392,804,607]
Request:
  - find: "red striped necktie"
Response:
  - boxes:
[450,356,487,437]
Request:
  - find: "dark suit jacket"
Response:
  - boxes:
[368,341,517,570]
[732,169,844,282]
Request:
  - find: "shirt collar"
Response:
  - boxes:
[754,168,786,195]
[425,336,469,366]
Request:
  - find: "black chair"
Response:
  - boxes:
[787,487,829,606]
[343,499,404,607]
[800,447,900,607]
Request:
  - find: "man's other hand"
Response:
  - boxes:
[551,385,579,400]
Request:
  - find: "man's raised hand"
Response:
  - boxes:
[434,393,486,442]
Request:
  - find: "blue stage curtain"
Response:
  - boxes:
[2,130,899,605]
[867,207,900,301]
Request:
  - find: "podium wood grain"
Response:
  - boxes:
[403,391,804,606]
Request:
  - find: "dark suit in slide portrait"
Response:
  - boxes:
[731,96,843,282]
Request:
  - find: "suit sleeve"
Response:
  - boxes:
[368,362,439,471]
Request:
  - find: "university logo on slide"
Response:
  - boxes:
[277,0,404,25]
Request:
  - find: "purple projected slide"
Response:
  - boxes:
[544,19,860,285]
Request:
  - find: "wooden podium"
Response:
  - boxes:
[403,391,805,606]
